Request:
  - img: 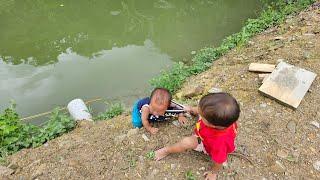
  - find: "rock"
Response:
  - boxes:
[310,121,320,128]
[208,87,222,93]
[276,149,289,159]
[142,134,150,142]
[287,121,296,133]
[172,120,180,127]
[199,167,206,171]
[270,161,286,173]
[260,103,267,108]
[170,164,176,170]
[0,165,14,176]
[313,161,320,171]
[303,51,311,59]
[127,128,139,137]
[114,134,126,144]
[183,85,204,98]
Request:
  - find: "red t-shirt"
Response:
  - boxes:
[194,119,237,164]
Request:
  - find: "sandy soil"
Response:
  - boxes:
[2,2,320,180]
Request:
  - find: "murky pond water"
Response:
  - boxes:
[0,0,262,123]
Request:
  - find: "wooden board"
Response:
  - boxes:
[249,63,275,73]
[259,62,317,109]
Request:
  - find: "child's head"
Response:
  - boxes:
[149,87,172,116]
[199,92,240,128]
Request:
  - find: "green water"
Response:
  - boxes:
[0,0,262,123]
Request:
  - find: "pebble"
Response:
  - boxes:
[172,120,181,127]
[260,103,267,108]
[313,161,320,171]
[287,121,296,133]
[141,134,150,142]
[208,87,222,94]
[199,167,206,171]
[127,128,139,137]
[170,164,176,170]
[310,121,320,128]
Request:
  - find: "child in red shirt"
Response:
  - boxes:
[155,92,240,180]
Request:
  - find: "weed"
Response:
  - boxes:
[94,102,124,121]
[146,151,155,159]
[185,170,196,180]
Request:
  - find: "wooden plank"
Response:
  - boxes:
[258,73,270,82]
[249,63,276,73]
[259,62,317,109]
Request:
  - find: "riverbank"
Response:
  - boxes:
[2,1,320,179]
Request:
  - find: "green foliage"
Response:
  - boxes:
[94,102,124,121]
[146,151,155,159]
[185,170,196,180]
[150,0,315,93]
[0,105,75,159]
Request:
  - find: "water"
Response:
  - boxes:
[0,0,263,123]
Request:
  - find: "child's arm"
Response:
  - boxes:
[184,106,199,116]
[204,162,222,180]
[141,106,158,134]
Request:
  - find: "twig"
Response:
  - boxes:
[229,152,254,165]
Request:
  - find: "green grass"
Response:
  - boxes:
[94,102,124,121]
[151,0,315,93]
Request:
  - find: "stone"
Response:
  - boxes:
[172,120,181,127]
[259,62,317,108]
[276,149,289,159]
[270,161,286,173]
[170,164,176,170]
[0,165,14,176]
[208,87,222,93]
[303,51,311,59]
[313,161,320,171]
[199,167,206,171]
[310,121,320,128]
[127,128,139,137]
[260,103,267,108]
[141,134,150,142]
[287,121,296,133]
[249,63,275,73]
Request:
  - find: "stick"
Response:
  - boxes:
[229,152,254,165]
[20,98,102,121]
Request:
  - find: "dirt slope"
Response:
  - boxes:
[3,2,320,180]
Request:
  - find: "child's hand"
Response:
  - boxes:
[178,115,188,125]
[148,127,159,134]
[204,171,217,180]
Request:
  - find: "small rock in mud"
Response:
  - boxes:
[208,87,222,93]
[313,161,320,171]
[310,121,320,128]
[260,103,267,108]
[142,134,150,142]
[172,120,180,127]
[287,121,296,133]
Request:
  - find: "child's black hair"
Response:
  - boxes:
[199,92,240,127]
[150,87,172,106]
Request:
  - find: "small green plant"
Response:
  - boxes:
[146,151,155,159]
[0,105,75,159]
[185,170,196,180]
[94,102,124,121]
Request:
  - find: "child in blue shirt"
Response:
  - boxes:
[132,87,187,134]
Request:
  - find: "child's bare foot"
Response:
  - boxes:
[155,147,169,161]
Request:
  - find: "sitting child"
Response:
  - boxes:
[155,92,240,180]
[132,87,187,134]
